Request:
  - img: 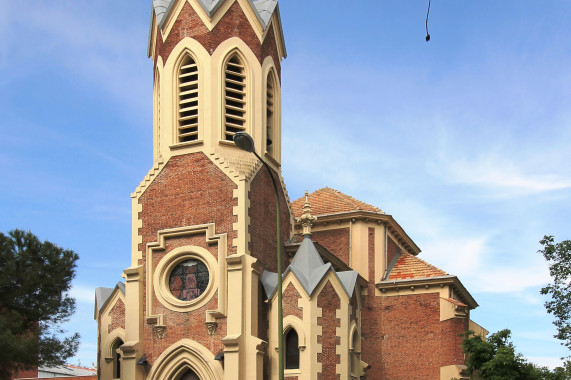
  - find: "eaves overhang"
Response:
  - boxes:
[293,210,421,255]
[376,275,478,310]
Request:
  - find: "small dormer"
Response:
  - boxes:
[262,195,369,379]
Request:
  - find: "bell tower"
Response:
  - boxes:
[148,0,286,168]
[121,1,291,379]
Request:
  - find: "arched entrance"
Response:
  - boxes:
[178,368,200,380]
[147,339,223,380]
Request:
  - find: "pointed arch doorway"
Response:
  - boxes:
[178,368,200,380]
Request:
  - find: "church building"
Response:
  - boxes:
[94,1,485,379]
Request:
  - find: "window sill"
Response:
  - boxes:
[170,140,203,150]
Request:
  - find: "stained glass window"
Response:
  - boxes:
[169,259,209,301]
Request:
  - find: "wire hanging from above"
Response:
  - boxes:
[426,0,431,42]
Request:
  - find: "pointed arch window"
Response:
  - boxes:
[224,54,247,141]
[350,329,360,376]
[266,70,276,155]
[112,338,123,379]
[285,328,300,370]
[178,55,199,143]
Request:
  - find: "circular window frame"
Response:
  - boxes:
[154,246,217,312]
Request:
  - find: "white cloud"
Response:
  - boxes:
[70,285,95,304]
[526,356,564,370]
[430,152,571,195]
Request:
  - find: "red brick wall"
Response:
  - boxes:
[248,167,291,273]
[317,282,341,380]
[154,1,281,78]
[138,153,237,258]
[283,283,303,320]
[138,153,236,364]
[11,368,38,379]
[378,293,441,379]
[361,291,467,380]
[108,298,125,334]
[311,228,350,266]
[143,234,227,366]
[440,314,469,366]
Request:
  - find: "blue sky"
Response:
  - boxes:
[1,0,570,369]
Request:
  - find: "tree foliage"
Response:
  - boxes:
[539,235,571,350]
[0,229,80,379]
[461,329,570,380]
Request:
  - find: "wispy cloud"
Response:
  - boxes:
[70,285,96,304]
[429,152,571,195]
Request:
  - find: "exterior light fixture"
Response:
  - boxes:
[233,131,285,380]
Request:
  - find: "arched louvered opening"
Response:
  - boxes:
[266,70,276,154]
[224,54,247,141]
[285,328,300,370]
[178,55,199,143]
[112,338,124,379]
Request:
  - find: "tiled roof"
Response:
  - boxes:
[387,253,447,280]
[291,187,384,218]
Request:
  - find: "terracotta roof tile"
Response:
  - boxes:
[291,187,384,218]
[387,253,447,280]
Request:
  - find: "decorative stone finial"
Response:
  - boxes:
[299,190,317,237]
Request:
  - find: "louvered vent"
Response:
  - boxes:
[224,55,246,141]
[178,56,199,142]
[266,71,275,154]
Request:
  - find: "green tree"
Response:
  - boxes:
[539,235,571,350]
[0,229,80,379]
[461,329,569,379]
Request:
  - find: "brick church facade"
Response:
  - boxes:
[94,1,485,379]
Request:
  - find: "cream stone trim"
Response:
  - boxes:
[153,245,217,312]
[283,315,306,351]
[313,272,351,380]
[377,276,478,309]
[283,316,304,377]
[261,56,282,166]
[469,319,489,337]
[212,38,258,146]
[105,330,126,360]
[147,338,224,380]
[156,0,286,58]
[98,288,127,380]
[223,254,266,379]
[220,48,252,143]
[171,48,203,146]
[440,364,469,380]
[269,13,286,61]
[160,38,210,157]
[440,297,468,322]
[294,211,421,255]
[153,64,162,161]
[145,224,228,327]
[148,13,158,60]
[268,274,313,380]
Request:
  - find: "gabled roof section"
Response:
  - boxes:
[94,282,125,315]
[262,237,358,299]
[152,0,278,29]
[386,253,447,280]
[291,187,384,218]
